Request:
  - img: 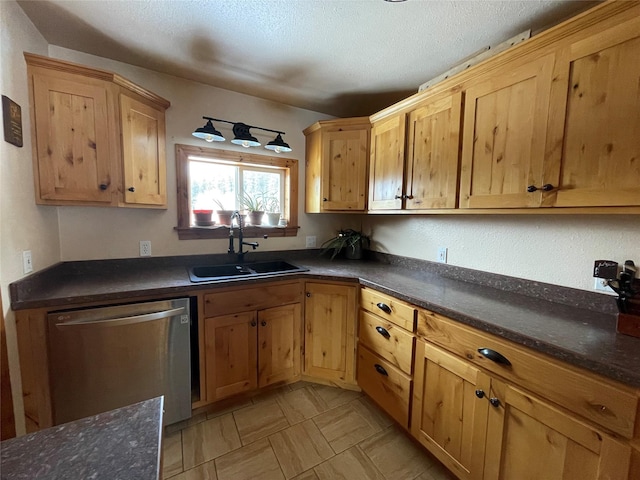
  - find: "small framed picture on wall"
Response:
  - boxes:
[2,95,23,148]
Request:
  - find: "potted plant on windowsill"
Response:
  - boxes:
[321,229,370,260]
[264,197,281,226]
[239,192,266,226]
[213,199,234,226]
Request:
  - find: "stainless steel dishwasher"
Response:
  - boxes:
[47,298,191,426]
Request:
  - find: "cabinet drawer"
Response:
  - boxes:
[358,310,415,375]
[360,288,416,332]
[204,281,302,317]
[357,344,412,428]
[417,309,639,439]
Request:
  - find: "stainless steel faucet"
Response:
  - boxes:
[228,210,260,263]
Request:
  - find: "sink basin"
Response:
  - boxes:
[188,260,308,283]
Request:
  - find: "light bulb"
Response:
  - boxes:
[242,141,251,148]
[204,134,214,142]
[274,146,282,153]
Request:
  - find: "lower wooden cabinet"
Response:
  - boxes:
[303,281,357,387]
[411,341,490,480]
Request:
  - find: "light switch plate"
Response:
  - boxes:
[22,250,33,274]
[437,247,448,263]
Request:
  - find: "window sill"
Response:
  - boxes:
[175,225,300,240]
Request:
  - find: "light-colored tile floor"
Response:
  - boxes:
[163,382,457,480]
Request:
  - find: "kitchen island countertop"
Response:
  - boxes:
[9,253,640,388]
[0,397,163,480]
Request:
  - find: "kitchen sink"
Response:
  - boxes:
[188,260,308,283]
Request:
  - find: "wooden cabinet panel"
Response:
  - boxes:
[368,114,405,210]
[120,94,166,207]
[357,344,412,428]
[303,118,370,212]
[203,282,302,318]
[459,55,555,208]
[360,287,416,332]
[405,92,462,209]
[484,380,631,480]
[205,311,258,402]
[258,303,302,388]
[31,72,114,204]
[304,282,357,386]
[412,340,489,480]
[552,24,640,207]
[358,310,415,375]
[417,309,638,439]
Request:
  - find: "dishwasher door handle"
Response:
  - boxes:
[55,307,186,329]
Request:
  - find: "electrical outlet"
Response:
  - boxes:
[306,236,317,248]
[594,278,616,294]
[22,250,33,274]
[437,247,448,263]
[139,240,152,257]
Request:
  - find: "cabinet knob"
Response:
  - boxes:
[526,184,554,193]
[128,187,135,192]
[475,389,485,399]
[306,292,311,297]
[375,326,391,339]
[99,184,108,191]
[477,348,512,366]
[374,364,388,376]
[489,397,501,408]
[323,198,328,202]
[261,321,267,327]
[376,302,392,314]
[250,321,257,327]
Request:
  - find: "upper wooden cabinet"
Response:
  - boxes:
[367,1,640,213]
[25,53,170,208]
[459,55,555,208]
[369,91,463,211]
[304,117,370,212]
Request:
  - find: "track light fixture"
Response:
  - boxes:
[192,116,292,153]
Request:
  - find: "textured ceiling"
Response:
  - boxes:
[17,0,596,117]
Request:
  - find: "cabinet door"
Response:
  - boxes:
[484,380,631,480]
[120,94,167,207]
[550,22,640,207]
[321,129,369,211]
[31,72,114,204]
[411,341,490,480]
[369,114,405,210]
[405,92,462,209]
[204,311,257,402]
[459,55,555,208]
[304,283,357,385]
[258,303,302,388]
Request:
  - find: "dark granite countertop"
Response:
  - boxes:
[0,397,163,480]
[9,251,640,389]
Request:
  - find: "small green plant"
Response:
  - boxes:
[238,192,266,212]
[264,196,281,213]
[213,198,228,211]
[321,229,370,260]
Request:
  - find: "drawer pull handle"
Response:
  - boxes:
[375,326,391,338]
[478,348,512,366]
[475,389,485,399]
[376,302,392,314]
[490,397,501,408]
[374,364,388,376]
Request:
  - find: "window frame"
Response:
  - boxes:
[175,144,299,240]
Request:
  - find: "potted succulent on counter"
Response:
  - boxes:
[321,229,370,260]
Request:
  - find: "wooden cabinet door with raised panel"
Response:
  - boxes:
[369,114,405,210]
[120,94,167,207]
[31,72,114,204]
[205,311,257,402]
[550,22,640,207]
[483,380,631,480]
[258,303,302,388]
[304,283,357,385]
[459,55,555,208]
[412,340,490,480]
[405,92,462,209]
[321,129,369,211]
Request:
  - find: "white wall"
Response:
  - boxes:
[0,0,60,436]
[363,214,639,292]
[48,46,348,261]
